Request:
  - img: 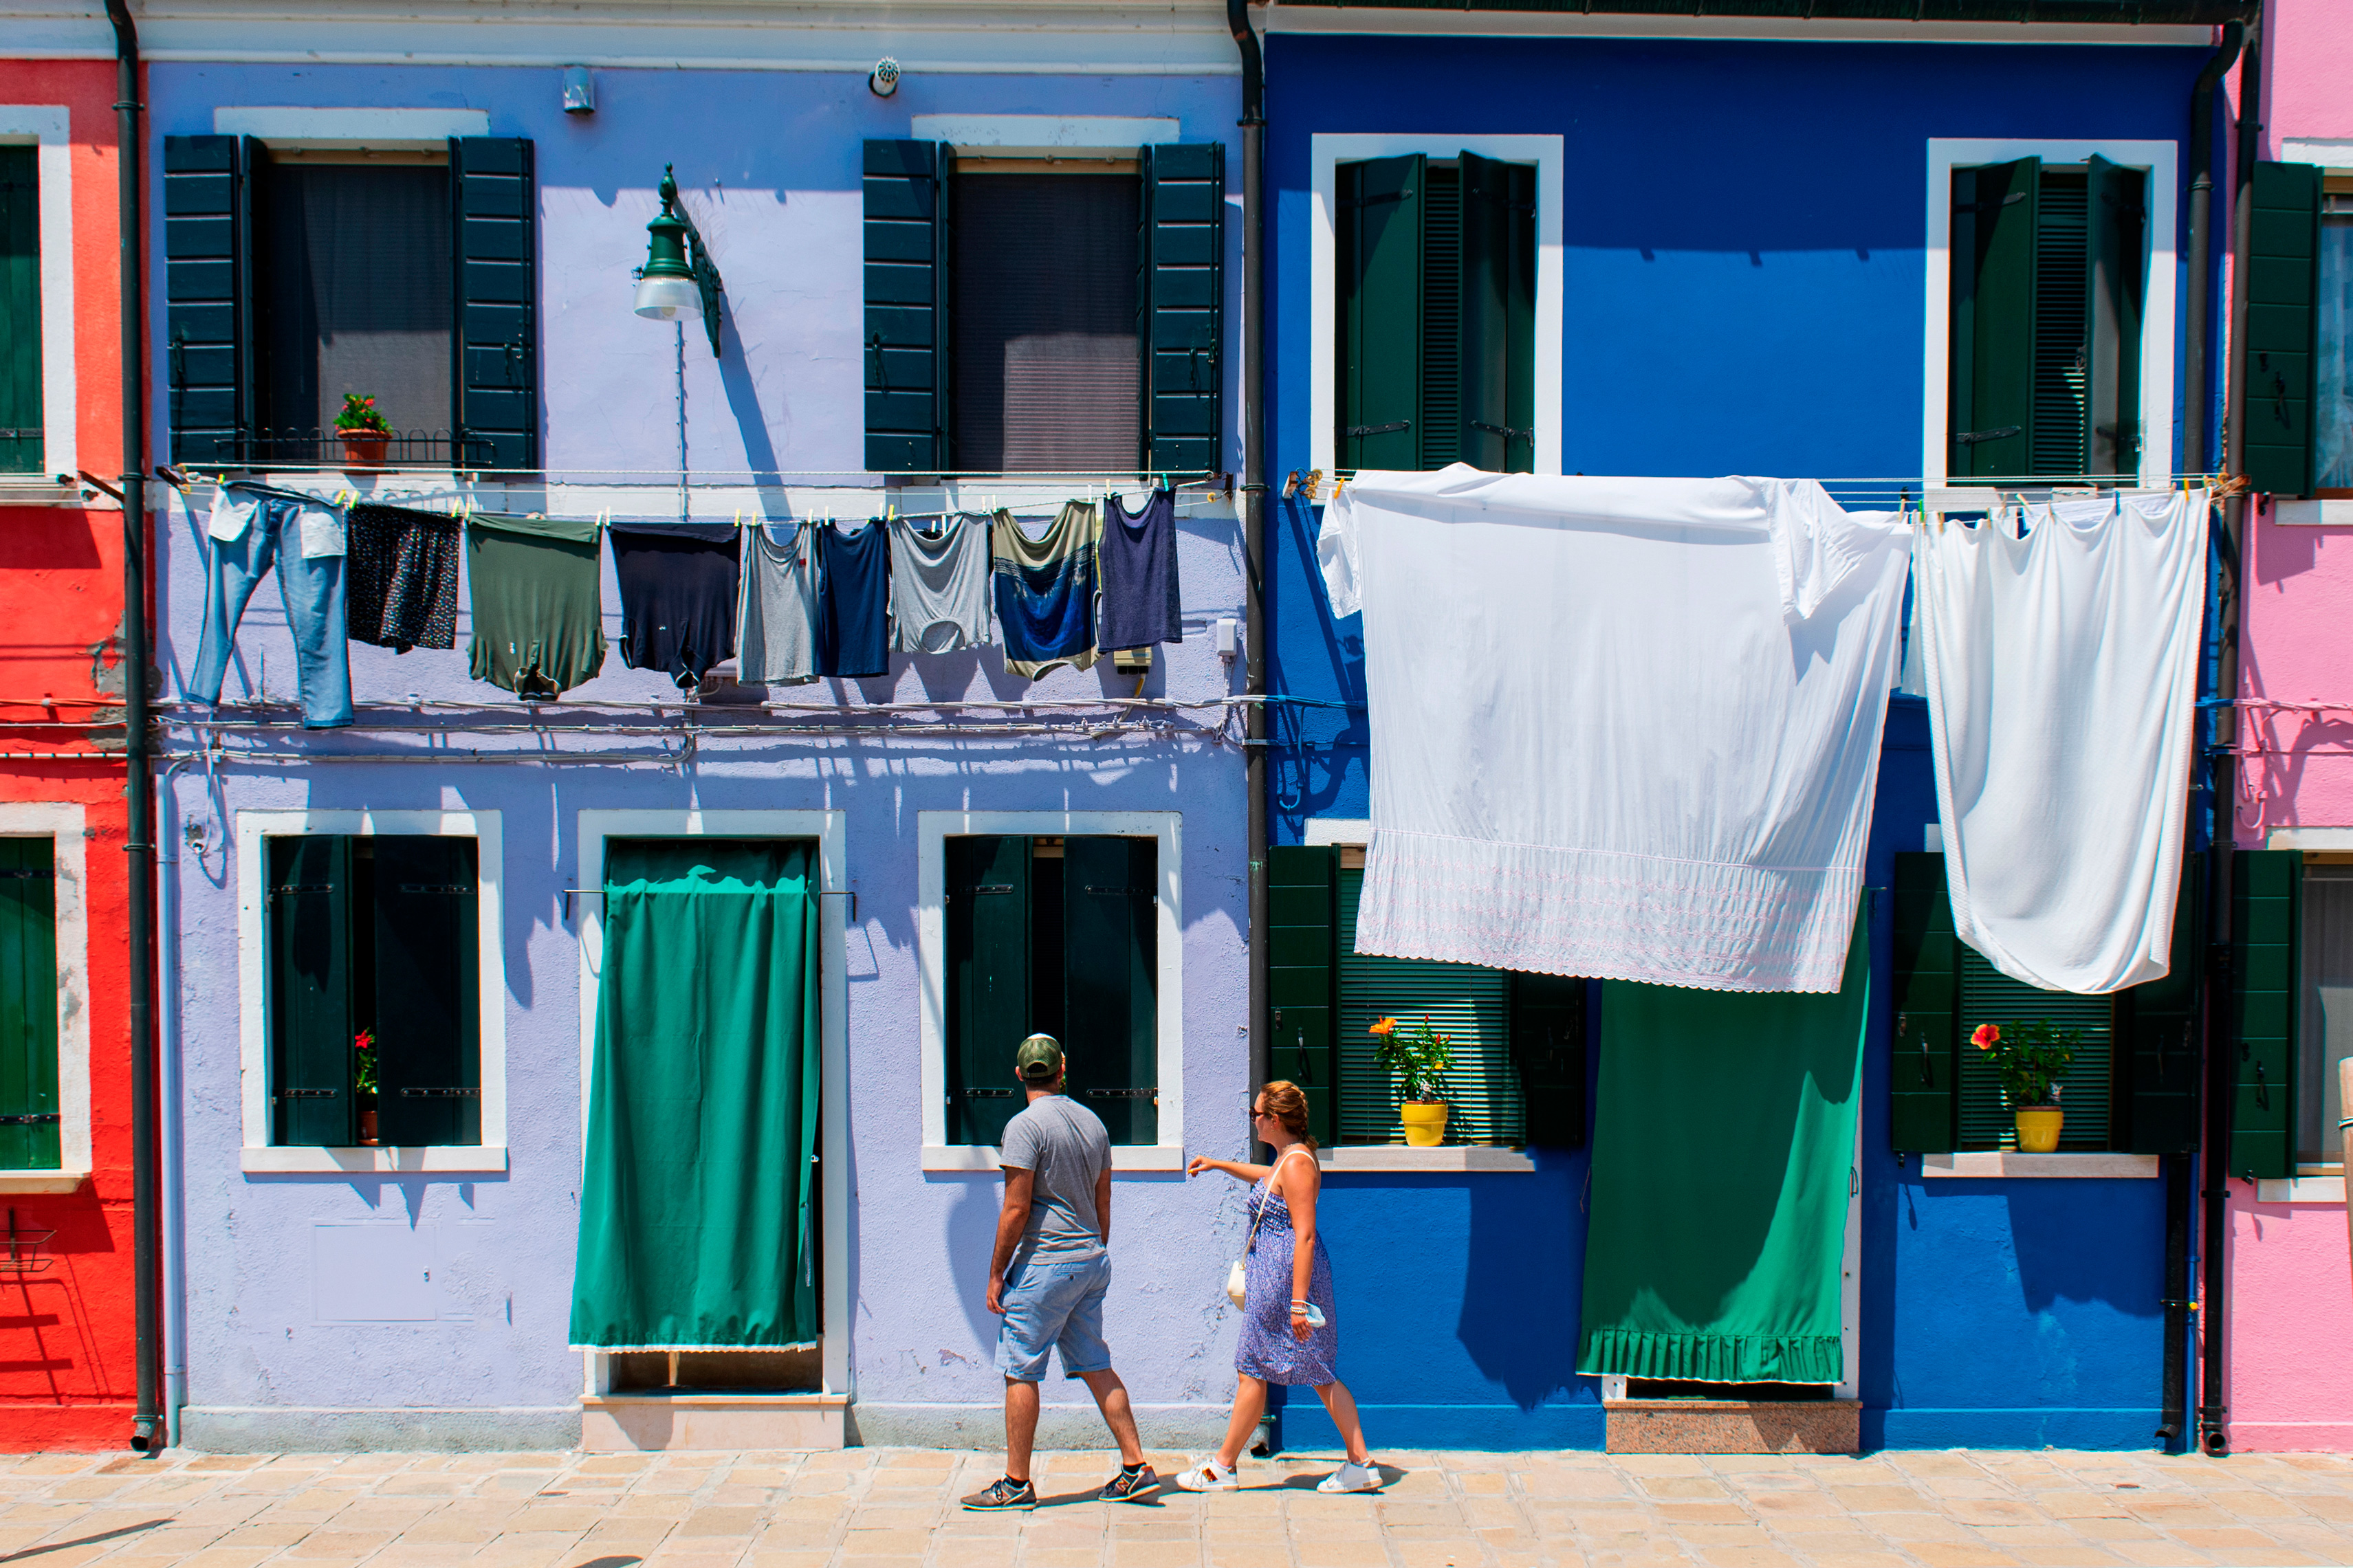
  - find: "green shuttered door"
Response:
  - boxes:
[1337,155,1423,472]
[0,147,39,476]
[1458,153,1536,474]
[2085,156,2145,480]
[945,836,1029,1147]
[1891,852,1960,1152]
[1062,837,1157,1145]
[1267,845,1340,1147]
[864,141,949,474]
[372,837,482,1147]
[451,138,539,472]
[268,836,355,1147]
[1951,159,2039,480]
[1139,144,1224,474]
[2244,163,2323,498]
[0,839,58,1171]
[164,134,253,465]
[2231,849,2301,1180]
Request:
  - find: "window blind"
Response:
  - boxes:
[1956,945,2113,1150]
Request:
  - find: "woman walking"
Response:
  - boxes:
[1179,1081,1379,1493]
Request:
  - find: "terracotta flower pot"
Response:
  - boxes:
[2014,1105,2063,1153]
[1399,1101,1449,1148]
[341,430,390,470]
[358,1096,380,1147]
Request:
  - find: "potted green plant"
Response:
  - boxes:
[353,1028,380,1146]
[1369,1015,1452,1147]
[1972,1020,2079,1153]
[336,393,392,470]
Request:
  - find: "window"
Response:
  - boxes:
[944,835,1157,1147]
[0,143,37,475]
[1336,152,1535,474]
[1948,157,2147,481]
[2299,864,2353,1167]
[163,133,538,471]
[0,837,58,1169]
[1955,945,2116,1151]
[265,835,481,1147]
[862,140,1223,476]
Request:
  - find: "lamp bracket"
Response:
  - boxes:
[659,164,727,359]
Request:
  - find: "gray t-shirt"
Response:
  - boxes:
[1000,1093,1111,1265]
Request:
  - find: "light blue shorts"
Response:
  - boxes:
[996,1248,1112,1382]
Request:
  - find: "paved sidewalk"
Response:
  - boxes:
[0,1445,2348,1568]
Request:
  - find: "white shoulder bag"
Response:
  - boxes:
[1226,1148,1306,1307]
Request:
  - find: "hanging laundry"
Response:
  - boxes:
[466,511,606,699]
[347,501,462,654]
[189,482,353,729]
[738,523,818,685]
[994,502,1101,679]
[609,524,742,690]
[813,518,890,678]
[890,514,992,654]
[1319,466,1908,993]
[1095,487,1182,651]
[1912,490,2208,993]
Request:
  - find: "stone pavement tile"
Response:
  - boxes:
[169,1550,281,1568]
[1654,1503,1750,1525]
[1803,1554,1913,1568]
[2196,1551,2328,1568]
[834,1557,926,1568]
[1617,1457,1714,1478]
[1827,1486,1936,1512]
[2034,1490,2136,1519]
[1110,1541,1209,1567]
[1748,1490,1843,1519]
[2009,1548,2132,1568]
[2070,1518,2167,1543]
[676,1505,767,1537]
[1867,1511,1979,1543]
[43,1479,138,1501]
[739,1554,831,1568]
[283,1530,400,1557]
[2098,1543,2215,1567]
[375,1475,472,1496]
[1028,1549,1120,1568]
[2205,1489,2307,1519]
[801,1450,878,1471]
[1643,1478,1735,1501]
[180,1455,269,1473]
[1944,1499,2055,1526]
[1906,1545,2024,1568]
[373,1549,506,1568]
[1692,1547,1804,1568]
[1294,1541,1394,1566]
[1391,1538,1495,1567]
[1523,1470,1636,1499]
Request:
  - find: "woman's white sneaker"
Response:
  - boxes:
[1316,1461,1381,1494]
[1173,1458,1240,1492]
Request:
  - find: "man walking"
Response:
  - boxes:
[962,1034,1157,1509]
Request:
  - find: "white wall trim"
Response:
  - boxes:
[234,809,507,1159]
[2256,1174,2345,1204]
[1303,817,1372,847]
[1265,5,2210,45]
[2266,826,2353,851]
[2281,139,2353,172]
[0,805,90,1182]
[240,1145,510,1175]
[1920,1151,2161,1179]
[1310,133,1566,478]
[213,107,490,149]
[0,108,75,481]
[909,114,1180,155]
[573,809,850,1399]
[1921,138,2177,492]
[2272,500,2353,527]
[917,810,1185,1168]
[1318,1146,1534,1173]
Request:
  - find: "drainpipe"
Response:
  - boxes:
[2201,6,2264,1464]
[1230,0,1269,1105]
[101,0,162,1456]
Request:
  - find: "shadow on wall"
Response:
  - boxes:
[1457,1147,1590,1411]
[1999,1186,2165,1319]
[1269,494,1368,827]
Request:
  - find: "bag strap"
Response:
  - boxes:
[1245,1147,1311,1252]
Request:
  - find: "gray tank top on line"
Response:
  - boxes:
[891,514,993,654]
[736,523,818,685]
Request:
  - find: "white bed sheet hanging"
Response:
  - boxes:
[1318,466,1909,994]
[1912,489,2209,994]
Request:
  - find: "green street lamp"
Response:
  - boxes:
[633,165,724,358]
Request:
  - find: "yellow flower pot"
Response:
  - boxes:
[1399,1101,1449,1147]
[2014,1106,2064,1153]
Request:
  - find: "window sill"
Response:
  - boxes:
[2256,1175,2345,1204]
[922,1145,1185,1173]
[240,1145,509,1175]
[1319,1147,1536,1173]
[0,1172,88,1194]
[1920,1152,2158,1179]
[0,477,101,509]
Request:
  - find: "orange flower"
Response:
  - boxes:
[1368,1017,1398,1037]
[1971,1024,2000,1051]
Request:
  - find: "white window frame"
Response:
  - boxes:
[573,810,851,1398]
[1309,133,1565,478]
[0,804,90,1193]
[212,106,488,151]
[0,107,75,483]
[1921,137,2178,492]
[235,809,507,1174]
[918,810,1184,1171]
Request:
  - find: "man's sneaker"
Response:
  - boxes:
[961,1476,1037,1511]
[1316,1461,1382,1494]
[1100,1464,1159,1501]
[1172,1458,1239,1492]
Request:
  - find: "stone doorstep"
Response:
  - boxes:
[579,1393,849,1455]
[1604,1400,1862,1457]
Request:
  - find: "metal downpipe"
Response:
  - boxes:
[1230,0,1269,1109]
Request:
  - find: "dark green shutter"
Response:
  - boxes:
[1337,155,1423,472]
[1951,158,2039,481]
[0,839,59,1171]
[1509,971,1584,1148]
[2229,848,2301,1180]
[1458,152,1536,474]
[2086,156,2146,480]
[2121,857,2204,1154]
[371,837,481,1148]
[1891,851,1960,1153]
[1267,845,1340,1147]
[0,147,39,476]
[267,836,355,1146]
[2243,163,2323,498]
[1062,837,1157,1145]
[164,134,253,465]
[450,138,538,472]
[864,140,950,474]
[946,835,1029,1147]
[1139,143,1223,474]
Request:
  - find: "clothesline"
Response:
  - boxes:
[1282,467,2244,507]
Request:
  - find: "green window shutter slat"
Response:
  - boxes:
[946,835,1029,1147]
[1508,970,1584,1149]
[2230,848,2301,1180]
[1891,851,1959,1153]
[1139,143,1224,474]
[1267,844,1340,1147]
[451,138,539,473]
[1419,162,1460,470]
[1458,152,1536,475]
[371,838,482,1148]
[0,147,40,476]
[1062,837,1158,1146]
[2121,856,2204,1154]
[2243,162,2323,498]
[267,836,355,1147]
[865,140,948,474]
[1337,155,1423,472]
[1950,158,2039,481]
[164,134,252,465]
[2086,156,2146,480]
[0,838,59,1171]
[1957,952,2115,1150]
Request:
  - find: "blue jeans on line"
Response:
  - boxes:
[190,494,353,729]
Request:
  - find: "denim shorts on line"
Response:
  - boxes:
[996,1248,1111,1382]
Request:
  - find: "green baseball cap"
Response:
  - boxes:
[1016,1034,1064,1082]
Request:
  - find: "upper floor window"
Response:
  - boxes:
[2314,184,2353,493]
[0,144,39,476]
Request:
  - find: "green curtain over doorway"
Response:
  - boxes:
[1577,920,1867,1384]
[570,839,821,1350]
